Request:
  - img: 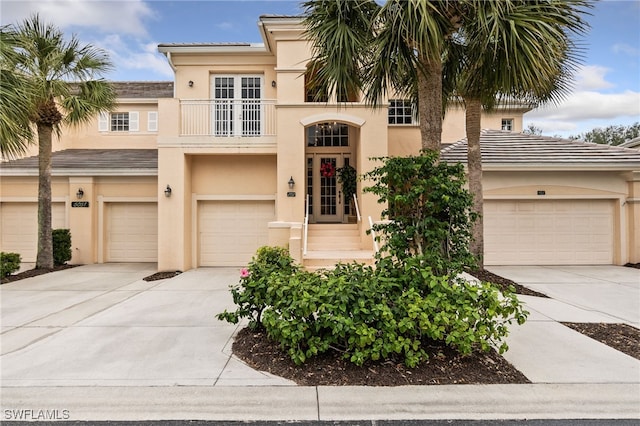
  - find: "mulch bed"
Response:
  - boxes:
[469,268,549,298]
[624,262,640,269]
[232,327,530,386]
[562,322,640,360]
[143,270,182,281]
[0,264,77,284]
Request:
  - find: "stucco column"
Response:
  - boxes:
[68,177,95,264]
[627,172,640,263]
[358,109,388,250]
[157,148,191,271]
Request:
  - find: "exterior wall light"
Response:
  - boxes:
[288,176,295,190]
[188,80,194,87]
[76,188,84,199]
[271,80,277,88]
[164,185,172,197]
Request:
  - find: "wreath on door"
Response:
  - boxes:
[320,161,335,178]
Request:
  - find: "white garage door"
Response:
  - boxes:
[484,199,614,265]
[199,200,275,266]
[0,202,66,262]
[106,203,157,262]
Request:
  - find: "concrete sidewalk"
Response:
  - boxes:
[1,264,639,421]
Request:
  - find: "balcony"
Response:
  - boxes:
[180,99,276,137]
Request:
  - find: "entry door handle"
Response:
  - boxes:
[338,191,342,204]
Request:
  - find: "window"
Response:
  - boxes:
[211,75,262,136]
[98,111,139,132]
[305,63,357,102]
[306,123,349,147]
[305,64,328,103]
[111,112,129,131]
[501,118,514,131]
[388,99,415,124]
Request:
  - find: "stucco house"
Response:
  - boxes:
[1,16,639,270]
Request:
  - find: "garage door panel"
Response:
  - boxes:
[106,203,157,262]
[199,200,274,267]
[0,202,65,262]
[485,199,613,265]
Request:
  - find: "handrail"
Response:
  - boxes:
[179,98,276,137]
[368,216,379,252]
[303,194,310,256]
[352,193,361,222]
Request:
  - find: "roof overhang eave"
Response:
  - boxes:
[0,169,158,177]
[480,163,640,172]
[157,44,269,55]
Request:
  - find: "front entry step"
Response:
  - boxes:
[303,224,374,270]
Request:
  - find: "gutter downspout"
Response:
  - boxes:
[163,51,178,98]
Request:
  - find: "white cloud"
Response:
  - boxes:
[613,43,640,57]
[528,90,640,121]
[525,90,640,136]
[0,0,155,37]
[573,65,614,91]
[216,22,234,30]
[96,34,173,80]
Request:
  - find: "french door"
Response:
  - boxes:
[211,75,262,136]
[307,153,352,223]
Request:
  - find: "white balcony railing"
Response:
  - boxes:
[180,99,276,137]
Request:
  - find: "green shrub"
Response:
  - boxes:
[1,252,21,278]
[364,151,477,275]
[218,247,528,367]
[216,246,300,329]
[52,229,72,266]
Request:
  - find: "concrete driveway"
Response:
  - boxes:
[1,263,638,421]
[488,265,640,326]
[487,265,639,384]
[1,263,291,387]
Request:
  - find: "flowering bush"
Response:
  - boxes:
[217,246,299,329]
[218,247,528,367]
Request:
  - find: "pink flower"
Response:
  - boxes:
[240,268,250,278]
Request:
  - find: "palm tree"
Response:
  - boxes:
[1,15,116,269]
[302,0,464,153]
[444,0,591,267]
[0,28,34,158]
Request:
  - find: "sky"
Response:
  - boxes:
[1,0,639,138]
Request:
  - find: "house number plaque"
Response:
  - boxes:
[71,201,90,208]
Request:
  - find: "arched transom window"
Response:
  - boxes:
[306,122,349,147]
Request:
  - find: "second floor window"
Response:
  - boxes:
[388,99,415,125]
[502,118,514,131]
[98,111,139,132]
[305,64,328,103]
[110,112,129,131]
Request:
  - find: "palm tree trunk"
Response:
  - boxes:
[36,123,54,269]
[465,97,484,269]
[417,55,443,154]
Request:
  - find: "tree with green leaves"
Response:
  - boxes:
[0,15,116,269]
[302,0,591,269]
[302,0,464,153]
[522,124,543,136]
[569,122,640,145]
[444,0,591,267]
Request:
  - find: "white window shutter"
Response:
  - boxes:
[147,111,158,132]
[98,112,109,132]
[129,111,139,132]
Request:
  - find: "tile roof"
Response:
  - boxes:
[110,81,174,98]
[0,149,157,176]
[441,129,640,170]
